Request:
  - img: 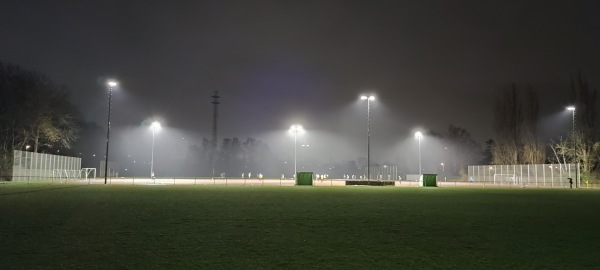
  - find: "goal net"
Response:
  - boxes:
[493,174,517,184]
[53,168,96,182]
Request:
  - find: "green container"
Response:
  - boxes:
[422,174,437,187]
[296,172,313,186]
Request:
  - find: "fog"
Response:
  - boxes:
[81,97,480,179]
[68,81,579,179]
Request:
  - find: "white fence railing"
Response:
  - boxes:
[468,164,580,188]
[12,150,81,181]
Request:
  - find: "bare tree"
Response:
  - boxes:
[492,84,522,164]
[571,72,598,135]
[492,84,544,164]
[549,131,600,174]
[568,73,599,173]
[572,131,600,173]
[521,87,545,164]
[444,125,482,176]
[549,137,572,171]
[0,62,80,176]
[27,88,79,152]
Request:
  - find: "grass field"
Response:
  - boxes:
[1,184,599,269]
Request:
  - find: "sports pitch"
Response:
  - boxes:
[1,184,599,269]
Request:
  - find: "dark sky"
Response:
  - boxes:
[1,0,599,163]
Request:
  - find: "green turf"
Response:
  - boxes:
[1,184,599,269]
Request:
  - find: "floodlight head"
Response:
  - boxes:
[360,95,375,101]
[415,131,423,139]
[567,106,575,111]
[289,124,304,134]
[150,121,161,131]
[107,80,118,87]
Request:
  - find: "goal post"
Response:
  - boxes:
[82,168,96,183]
[493,174,517,184]
[52,168,96,183]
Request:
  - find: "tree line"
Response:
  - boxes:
[0,62,80,177]
[492,73,599,180]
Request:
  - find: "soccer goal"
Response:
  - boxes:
[52,168,96,183]
[493,174,517,184]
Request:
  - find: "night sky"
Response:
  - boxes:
[1,0,599,166]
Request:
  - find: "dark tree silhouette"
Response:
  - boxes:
[0,62,80,177]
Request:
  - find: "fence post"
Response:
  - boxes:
[543,164,546,187]
[560,165,563,188]
[551,164,554,188]
[577,162,581,189]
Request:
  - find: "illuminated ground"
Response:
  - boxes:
[1,184,599,269]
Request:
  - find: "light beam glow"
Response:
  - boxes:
[107,80,118,87]
[150,121,162,131]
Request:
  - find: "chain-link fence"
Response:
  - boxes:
[11,150,81,181]
[468,164,580,188]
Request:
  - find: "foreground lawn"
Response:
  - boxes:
[1,184,599,269]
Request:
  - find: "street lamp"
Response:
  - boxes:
[150,121,161,181]
[415,131,423,174]
[567,106,576,135]
[104,79,118,184]
[289,124,304,178]
[360,95,375,182]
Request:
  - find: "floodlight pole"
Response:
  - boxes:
[418,137,422,174]
[567,106,576,136]
[149,121,161,183]
[360,96,374,182]
[571,109,576,135]
[367,98,371,182]
[294,128,297,178]
[289,125,303,179]
[415,131,423,175]
[104,83,114,184]
[151,127,156,181]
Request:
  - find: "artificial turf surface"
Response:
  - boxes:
[0,184,599,269]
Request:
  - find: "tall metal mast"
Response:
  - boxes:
[211,91,220,176]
